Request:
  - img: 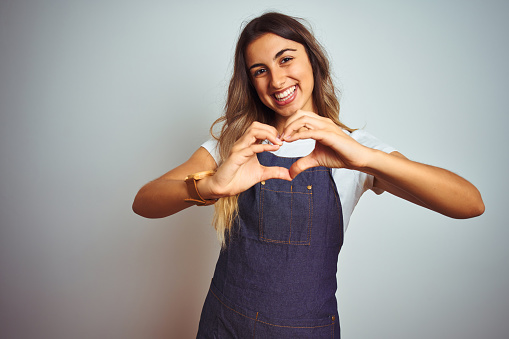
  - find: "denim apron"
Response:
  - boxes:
[197,151,344,338]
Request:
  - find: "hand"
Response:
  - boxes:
[282,110,374,178]
[281,111,485,219]
[203,122,292,198]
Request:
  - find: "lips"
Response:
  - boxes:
[273,85,297,105]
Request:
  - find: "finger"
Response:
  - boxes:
[247,121,280,142]
[233,130,281,153]
[233,143,280,161]
[250,121,279,133]
[241,127,280,145]
[247,143,280,155]
[283,109,318,128]
[261,166,292,181]
[282,115,325,141]
[283,128,327,143]
[289,156,320,179]
[236,126,282,149]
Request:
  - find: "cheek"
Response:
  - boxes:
[305,65,314,85]
[298,71,313,92]
[253,80,270,99]
[295,62,314,88]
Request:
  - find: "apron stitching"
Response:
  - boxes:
[259,183,263,239]
[300,168,329,173]
[256,319,334,330]
[289,185,293,243]
[209,288,335,329]
[308,187,313,242]
[258,237,311,245]
[261,189,311,194]
[253,312,258,338]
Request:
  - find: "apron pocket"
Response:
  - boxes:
[259,180,313,245]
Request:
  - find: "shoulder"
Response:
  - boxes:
[200,138,220,165]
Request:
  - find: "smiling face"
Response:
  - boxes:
[245,33,315,129]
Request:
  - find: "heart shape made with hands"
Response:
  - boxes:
[219,111,368,196]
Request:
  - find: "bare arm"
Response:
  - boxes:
[283,110,485,219]
[369,151,484,219]
[133,122,293,219]
[132,147,217,218]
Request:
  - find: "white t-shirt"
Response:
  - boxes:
[201,130,396,233]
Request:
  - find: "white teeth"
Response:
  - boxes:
[275,85,296,101]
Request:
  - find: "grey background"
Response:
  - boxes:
[1,0,507,338]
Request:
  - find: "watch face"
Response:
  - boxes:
[197,171,215,180]
[185,170,215,183]
[197,172,207,180]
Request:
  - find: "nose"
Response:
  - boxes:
[269,68,286,89]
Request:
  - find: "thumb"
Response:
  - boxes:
[261,166,292,181]
[289,156,319,179]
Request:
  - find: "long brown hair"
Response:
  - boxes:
[211,12,353,246]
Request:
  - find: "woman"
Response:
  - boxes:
[133,12,484,338]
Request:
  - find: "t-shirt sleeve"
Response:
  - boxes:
[349,129,397,195]
[201,138,220,166]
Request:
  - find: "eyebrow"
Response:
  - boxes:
[248,48,297,70]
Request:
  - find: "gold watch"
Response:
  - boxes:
[184,170,217,206]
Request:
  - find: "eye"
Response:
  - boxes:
[281,57,293,64]
[253,68,267,77]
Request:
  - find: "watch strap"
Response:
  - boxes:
[184,170,217,206]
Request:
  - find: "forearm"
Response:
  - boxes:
[363,150,485,219]
[132,178,196,218]
[132,147,218,218]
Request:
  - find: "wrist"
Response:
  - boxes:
[360,149,404,178]
[196,176,223,200]
[354,148,386,174]
[344,147,379,173]
[184,171,218,206]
